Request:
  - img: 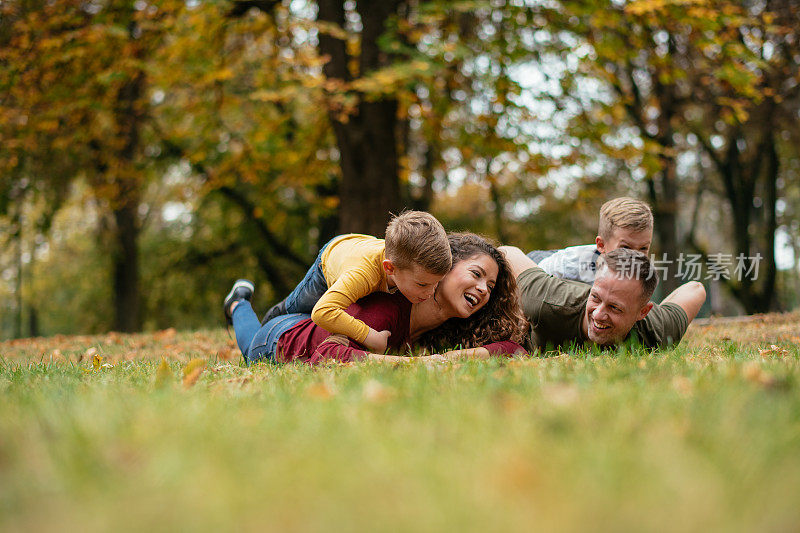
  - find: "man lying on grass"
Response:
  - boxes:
[499,246,706,352]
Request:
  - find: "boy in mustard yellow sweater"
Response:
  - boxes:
[260,211,452,353]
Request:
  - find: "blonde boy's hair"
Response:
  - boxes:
[385,211,452,275]
[598,197,654,240]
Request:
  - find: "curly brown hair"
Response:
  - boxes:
[416,233,528,352]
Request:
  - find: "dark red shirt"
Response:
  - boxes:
[275,291,525,364]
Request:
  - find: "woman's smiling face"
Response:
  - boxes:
[436,253,499,318]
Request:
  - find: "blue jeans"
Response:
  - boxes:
[527,249,558,263]
[283,238,334,314]
[232,300,309,364]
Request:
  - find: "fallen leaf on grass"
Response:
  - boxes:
[759,344,789,358]
[307,382,335,399]
[216,347,239,361]
[182,358,206,388]
[91,352,113,370]
[154,358,172,388]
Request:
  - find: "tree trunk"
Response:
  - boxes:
[111,201,141,332]
[317,0,403,236]
[108,23,145,332]
[650,74,681,295]
[13,210,23,339]
[338,97,401,235]
[752,132,779,312]
[695,121,780,314]
[652,156,680,294]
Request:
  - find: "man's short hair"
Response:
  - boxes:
[598,197,654,240]
[596,248,658,303]
[385,210,452,275]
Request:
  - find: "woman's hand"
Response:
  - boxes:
[363,328,391,353]
[432,347,491,361]
[363,347,491,364]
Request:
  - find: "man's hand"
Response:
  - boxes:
[498,245,538,278]
[363,328,391,353]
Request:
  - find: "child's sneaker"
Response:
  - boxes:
[261,298,287,325]
[223,279,255,326]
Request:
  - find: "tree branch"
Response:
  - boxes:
[216,185,310,269]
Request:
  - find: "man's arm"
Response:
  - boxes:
[364,347,492,363]
[498,245,538,278]
[661,281,706,323]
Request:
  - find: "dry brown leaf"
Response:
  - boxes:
[154,328,177,341]
[217,347,238,361]
[182,367,204,388]
[182,358,206,389]
[758,344,789,358]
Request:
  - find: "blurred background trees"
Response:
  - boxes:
[1,0,798,337]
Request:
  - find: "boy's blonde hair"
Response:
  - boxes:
[598,197,654,240]
[385,210,452,275]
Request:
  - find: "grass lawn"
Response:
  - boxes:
[1,312,799,532]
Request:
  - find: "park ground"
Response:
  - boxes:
[1,312,799,532]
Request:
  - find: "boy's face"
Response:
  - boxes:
[384,261,443,303]
[597,227,652,255]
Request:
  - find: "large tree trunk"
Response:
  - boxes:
[728,131,779,313]
[650,74,681,295]
[108,26,145,332]
[693,118,780,314]
[112,201,141,332]
[647,156,680,295]
[317,0,403,236]
[338,97,401,235]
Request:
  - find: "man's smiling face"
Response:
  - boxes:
[583,268,653,346]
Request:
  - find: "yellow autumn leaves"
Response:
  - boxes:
[84,351,209,390]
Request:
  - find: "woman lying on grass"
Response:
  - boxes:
[224,233,528,364]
